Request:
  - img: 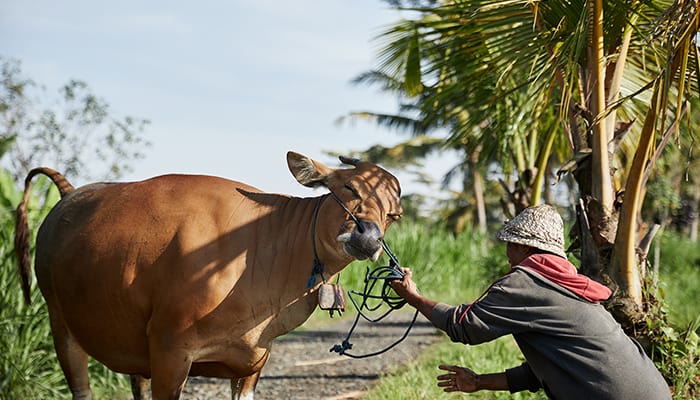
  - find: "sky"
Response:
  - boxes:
[2,0,456,198]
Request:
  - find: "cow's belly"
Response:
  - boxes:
[57,291,152,375]
[188,346,269,379]
[189,362,238,378]
[50,280,271,379]
[35,259,152,375]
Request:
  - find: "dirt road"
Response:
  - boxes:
[182,311,442,399]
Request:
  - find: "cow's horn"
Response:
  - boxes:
[339,155,360,166]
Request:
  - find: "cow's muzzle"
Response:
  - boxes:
[337,220,383,261]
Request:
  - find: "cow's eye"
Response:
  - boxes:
[387,213,402,221]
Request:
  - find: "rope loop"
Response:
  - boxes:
[329,240,418,359]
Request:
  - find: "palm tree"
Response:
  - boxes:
[356,0,698,330]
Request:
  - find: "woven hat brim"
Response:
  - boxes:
[496,229,567,258]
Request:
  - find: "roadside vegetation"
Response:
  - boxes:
[1,176,698,398]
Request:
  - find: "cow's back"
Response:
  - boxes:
[34,174,270,375]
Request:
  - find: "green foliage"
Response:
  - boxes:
[1,170,60,398]
[645,314,700,400]
[644,231,700,398]
[644,176,683,225]
[0,170,128,399]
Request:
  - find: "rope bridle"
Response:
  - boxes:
[307,190,418,359]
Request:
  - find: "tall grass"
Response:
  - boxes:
[647,230,700,398]
[0,172,128,399]
[655,231,700,326]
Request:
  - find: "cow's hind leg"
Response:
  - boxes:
[130,375,151,399]
[47,308,93,400]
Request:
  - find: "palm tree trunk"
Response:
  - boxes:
[531,122,559,205]
[589,0,614,210]
[611,33,689,308]
[468,146,487,233]
[609,88,657,307]
[473,169,487,233]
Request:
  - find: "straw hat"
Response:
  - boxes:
[496,204,567,259]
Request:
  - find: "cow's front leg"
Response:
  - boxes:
[230,350,270,400]
[230,370,261,400]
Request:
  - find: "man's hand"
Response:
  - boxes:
[389,267,438,321]
[389,267,419,299]
[438,365,511,393]
[437,364,481,393]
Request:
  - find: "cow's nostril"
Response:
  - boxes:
[341,221,384,260]
[356,220,380,237]
[352,221,382,249]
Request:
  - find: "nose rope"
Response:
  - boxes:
[330,245,417,359]
[326,192,416,358]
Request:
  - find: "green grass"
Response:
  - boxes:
[655,231,700,326]
[364,337,548,400]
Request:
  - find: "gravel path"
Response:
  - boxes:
[181,311,442,399]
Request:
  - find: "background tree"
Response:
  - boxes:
[0,56,151,184]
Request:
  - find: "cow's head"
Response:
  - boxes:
[287,151,402,261]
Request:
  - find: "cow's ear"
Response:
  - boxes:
[287,151,333,188]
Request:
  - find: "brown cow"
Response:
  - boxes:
[15,151,402,400]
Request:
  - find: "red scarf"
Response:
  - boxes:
[458,253,611,323]
[518,254,611,303]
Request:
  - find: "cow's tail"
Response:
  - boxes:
[15,168,75,305]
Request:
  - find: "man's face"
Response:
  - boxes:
[505,242,533,266]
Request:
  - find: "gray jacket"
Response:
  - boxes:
[431,267,671,400]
